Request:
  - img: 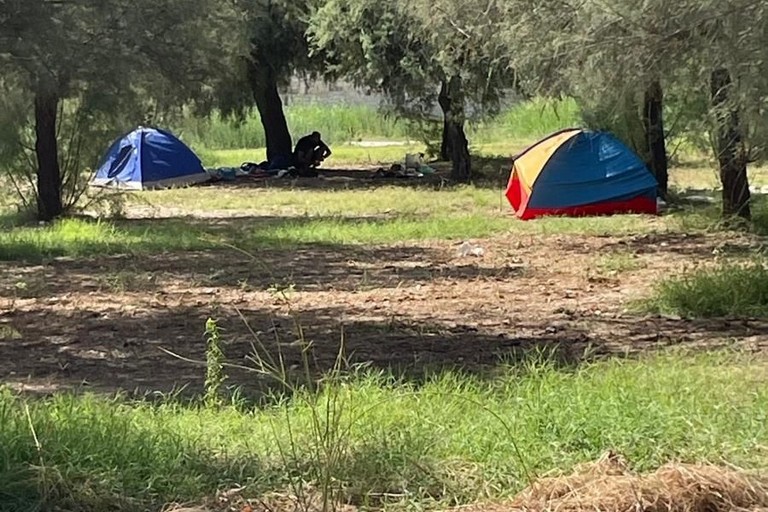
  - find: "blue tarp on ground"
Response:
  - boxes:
[92,127,209,190]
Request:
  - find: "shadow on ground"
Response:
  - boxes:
[3,209,768,400]
[0,237,526,298]
[3,297,765,400]
[191,156,513,192]
[598,232,765,257]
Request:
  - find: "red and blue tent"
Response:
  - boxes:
[506,129,658,220]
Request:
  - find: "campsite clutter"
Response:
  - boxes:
[372,153,437,179]
[91,126,441,189]
[456,241,485,257]
[92,125,660,223]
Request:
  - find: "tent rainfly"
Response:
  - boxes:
[92,127,209,190]
[506,129,658,220]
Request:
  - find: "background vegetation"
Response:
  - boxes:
[3,2,768,512]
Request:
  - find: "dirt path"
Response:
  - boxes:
[2,230,766,397]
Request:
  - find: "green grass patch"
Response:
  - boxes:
[143,185,503,215]
[0,217,214,262]
[468,97,581,145]
[643,260,768,318]
[175,98,580,154]
[265,214,510,245]
[595,251,645,273]
[2,183,688,262]
[5,179,763,264]
[0,209,690,263]
[1,351,766,511]
[0,213,514,262]
[176,103,419,150]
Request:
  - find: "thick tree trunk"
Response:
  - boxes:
[710,68,750,220]
[447,120,471,182]
[251,69,293,162]
[34,90,63,221]
[438,81,451,161]
[642,80,668,199]
[444,75,471,182]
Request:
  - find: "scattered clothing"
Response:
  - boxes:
[371,164,424,179]
[266,154,294,171]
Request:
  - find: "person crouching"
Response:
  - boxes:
[292,131,332,177]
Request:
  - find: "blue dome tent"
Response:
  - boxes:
[92,127,209,190]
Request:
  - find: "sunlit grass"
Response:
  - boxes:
[1,351,765,511]
[669,162,768,190]
[0,204,719,263]
[643,259,768,318]
[7,159,766,263]
[468,97,581,144]
[143,185,502,215]
[175,97,581,152]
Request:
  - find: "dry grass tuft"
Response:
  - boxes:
[164,486,359,512]
[506,451,768,512]
[163,453,768,512]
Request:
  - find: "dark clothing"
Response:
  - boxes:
[267,154,293,170]
[293,134,331,170]
[294,135,320,157]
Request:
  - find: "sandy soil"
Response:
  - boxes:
[2,224,767,397]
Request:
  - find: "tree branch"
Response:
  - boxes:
[434,6,471,39]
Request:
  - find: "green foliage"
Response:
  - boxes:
[0,82,29,176]
[176,103,419,149]
[174,97,579,153]
[0,352,766,511]
[210,0,324,128]
[469,98,581,144]
[643,260,768,318]
[247,314,359,512]
[306,0,516,145]
[505,0,768,194]
[204,319,228,409]
[0,0,245,217]
[307,0,436,113]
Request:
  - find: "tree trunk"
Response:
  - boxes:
[642,80,668,199]
[438,81,451,161]
[444,75,471,182]
[710,68,750,220]
[251,68,293,162]
[34,90,63,221]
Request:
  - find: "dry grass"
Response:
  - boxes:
[498,451,768,512]
[669,162,768,190]
[162,453,768,512]
[164,485,359,512]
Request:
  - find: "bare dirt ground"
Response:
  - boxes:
[2,222,767,397]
